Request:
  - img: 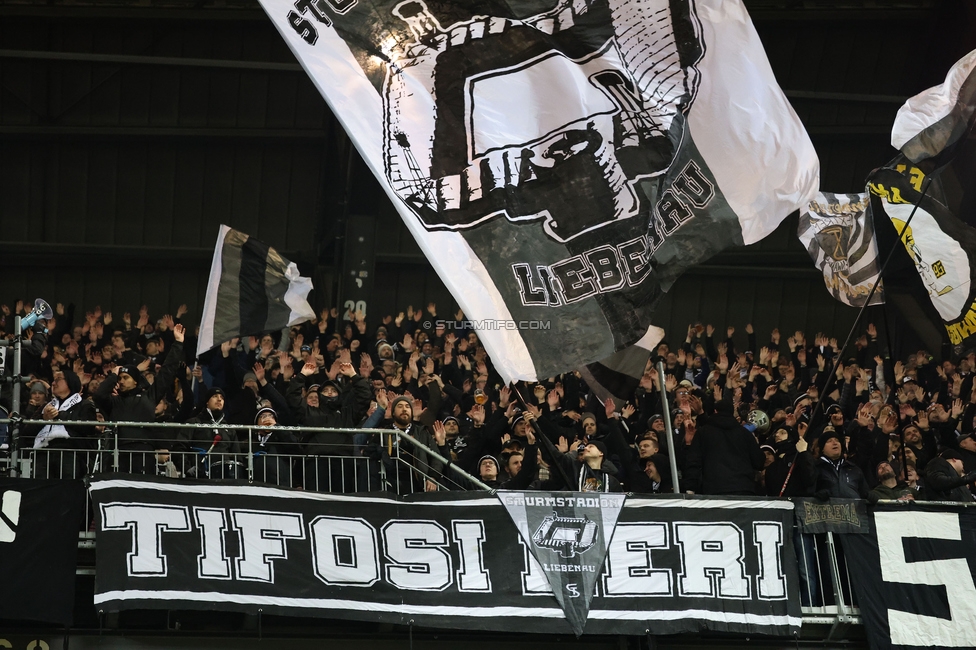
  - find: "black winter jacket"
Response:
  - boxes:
[286,374,372,455]
[685,414,765,495]
[93,342,184,449]
[923,457,976,502]
[814,456,869,500]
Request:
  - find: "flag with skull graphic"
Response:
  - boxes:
[258,0,819,382]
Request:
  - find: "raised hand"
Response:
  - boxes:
[301,361,317,377]
[727,325,735,338]
[173,324,186,343]
[855,404,873,427]
[745,323,753,335]
[547,389,560,410]
[471,404,485,426]
[916,408,929,430]
[604,397,616,419]
[253,362,266,383]
[337,361,356,378]
[881,412,898,435]
[621,403,636,419]
[499,385,511,408]
[952,398,965,419]
[433,420,447,446]
[277,352,293,380]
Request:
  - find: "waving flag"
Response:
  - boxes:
[257,0,819,381]
[870,49,976,350]
[798,191,884,308]
[197,225,315,357]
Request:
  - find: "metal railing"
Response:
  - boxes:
[0,417,489,492]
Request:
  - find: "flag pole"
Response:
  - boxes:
[810,176,933,432]
[653,357,682,494]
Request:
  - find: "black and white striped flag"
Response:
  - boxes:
[797,191,884,308]
[196,225,315,357]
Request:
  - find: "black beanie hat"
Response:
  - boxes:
[204,386,226,404]
[117,366,143,386]
[62,370,82,395]
[818,427,845,455]
[588,439,608,457]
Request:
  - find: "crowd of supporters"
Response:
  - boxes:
[2,299,976,502]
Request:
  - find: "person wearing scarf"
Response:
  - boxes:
[24,370,95,478]
[178,387,242,478]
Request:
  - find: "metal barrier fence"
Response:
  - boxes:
[0,418,489,492]
[0,417,861,637]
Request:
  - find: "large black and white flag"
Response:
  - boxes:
[197,225,316,357]
[256,0,819,382]
[870,49,976,350]
[797,192,883,307]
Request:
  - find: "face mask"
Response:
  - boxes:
[321,395,339,406]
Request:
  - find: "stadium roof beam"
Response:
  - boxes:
[0,49,302,72]
[0,126,327,140]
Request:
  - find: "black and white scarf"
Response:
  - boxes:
[33,393,82,449]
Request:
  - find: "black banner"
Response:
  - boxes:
[842,504,976,650]
[792,498,870,535]
[91,479,801,636]
[0,478,86,626]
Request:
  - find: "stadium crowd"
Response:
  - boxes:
[2,299,976,502]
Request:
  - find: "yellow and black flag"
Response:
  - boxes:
[870,49,976,351]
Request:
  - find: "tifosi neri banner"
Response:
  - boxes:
[91,479,801,636]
